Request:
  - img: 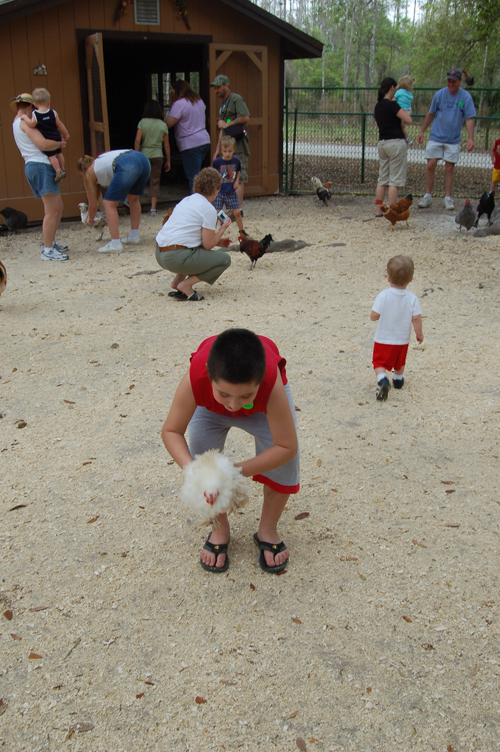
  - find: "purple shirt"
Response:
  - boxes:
[169,98,210,152]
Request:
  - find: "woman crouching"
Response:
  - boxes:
[155,167,232,302]
[77,150,151,252]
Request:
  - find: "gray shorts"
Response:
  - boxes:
[377,139,407,187]
[188,382,300,494]
[424,140,461,164]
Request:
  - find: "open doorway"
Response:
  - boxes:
[79,32,211,199]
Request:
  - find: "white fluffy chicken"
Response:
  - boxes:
[181,449,250,525]
[78,203,107,241]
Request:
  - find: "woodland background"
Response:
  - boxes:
[252,0,500,110]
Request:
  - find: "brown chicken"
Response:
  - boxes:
[238,233,273,269]
[162,207,173,225]
[0,260,6,298]
[380,194,413,230]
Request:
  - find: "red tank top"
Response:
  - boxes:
[190,335,287,418]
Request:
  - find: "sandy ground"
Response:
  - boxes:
[1,194,500,752]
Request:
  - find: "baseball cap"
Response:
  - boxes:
[10,93,34,111]
[210,75,230,87]
[446,68,463,81]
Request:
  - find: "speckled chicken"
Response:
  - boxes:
[311,176,331,206]
[455,198,475,232]
[78,202,107,240]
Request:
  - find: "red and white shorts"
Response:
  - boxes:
[372,342,409,371]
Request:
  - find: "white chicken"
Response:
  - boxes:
[181,449,250,526]
[78,203,107,241]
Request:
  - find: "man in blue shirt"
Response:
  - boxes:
[417,68,476,211]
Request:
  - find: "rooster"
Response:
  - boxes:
[311,176,331,206]
[78,203,107,241]
[0,261,6,299]
[455,198,475,232]
[474,191,495,228]
[380,194,413,230]
[238,233,273,270]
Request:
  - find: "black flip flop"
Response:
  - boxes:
[253,533,288,574]
[168,290,188,299]
[186,292,204,301]
[200,536,229,573]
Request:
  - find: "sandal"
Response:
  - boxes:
[253,532,288,574]
[168,290,188,299]
[200,536,229,573]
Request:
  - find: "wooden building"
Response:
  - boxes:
[0,0,321,221]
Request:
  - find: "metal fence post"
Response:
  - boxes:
[361,113,366,184]
[290,107,298,193]
[285,88,289,192]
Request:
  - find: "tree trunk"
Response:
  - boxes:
[369,0,379,87]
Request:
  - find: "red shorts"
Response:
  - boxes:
[372,342,409,371]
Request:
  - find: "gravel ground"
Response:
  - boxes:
[1,194,499,752]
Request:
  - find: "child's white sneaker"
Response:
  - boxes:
[443,196,455,210]
[99,240,123,253]
[121,233,141,244]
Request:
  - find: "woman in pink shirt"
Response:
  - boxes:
[166,80,211,191]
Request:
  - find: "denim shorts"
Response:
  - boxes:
[104,151,151,202]
[25,161,59,198]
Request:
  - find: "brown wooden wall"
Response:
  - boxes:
[0,0,283,223]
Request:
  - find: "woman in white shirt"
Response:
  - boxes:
[77,149,151,253]
[155,168,232,301]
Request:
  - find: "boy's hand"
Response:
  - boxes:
[416,333,424,344]
[233,181,239,191]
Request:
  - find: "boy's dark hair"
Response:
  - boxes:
[207,329,266,385]
[142,99,164,120]
[387,255,414,286]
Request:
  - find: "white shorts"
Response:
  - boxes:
[425,140,461,164]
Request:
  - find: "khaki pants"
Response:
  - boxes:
[155,245,231,285]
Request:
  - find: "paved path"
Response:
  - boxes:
[286,141,491,168]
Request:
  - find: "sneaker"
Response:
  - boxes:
[98,240,123,253]
[406,138,413,145]
[121,233,140,245]
[393,377,405,389]
[53,240,69,252]
[418,194,433,208]
[149,209,158,216]
[376,377,391,401]
[443,196,455,210]
[54,169,66,183]
[41,247,69,261]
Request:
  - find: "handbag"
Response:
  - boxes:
[225,123,246,141]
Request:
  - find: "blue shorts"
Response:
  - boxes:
[104,151,151,202]
[213,189,240,211]
[25,161,59,198]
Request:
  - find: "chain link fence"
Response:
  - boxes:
[284,87,500,198]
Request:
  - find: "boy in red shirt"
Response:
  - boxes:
[162,329,300,574]
[490,137,500,194]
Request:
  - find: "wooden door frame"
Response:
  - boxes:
[209,43,268,194]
